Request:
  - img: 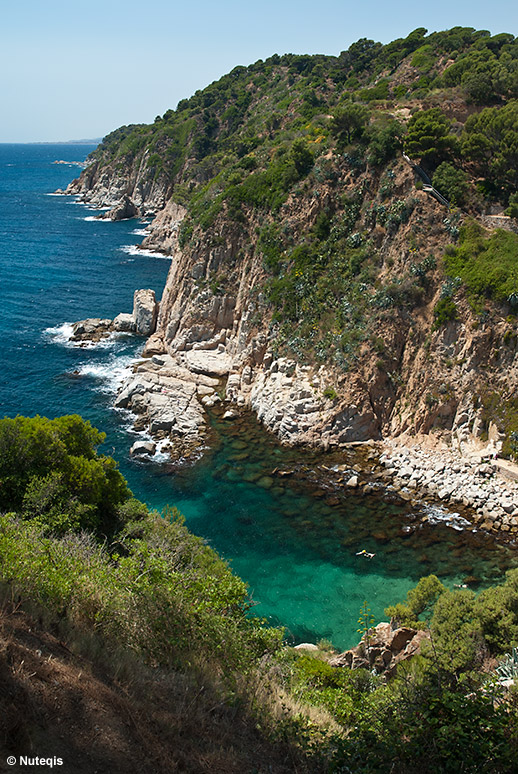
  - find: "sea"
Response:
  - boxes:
[1,143,516,649]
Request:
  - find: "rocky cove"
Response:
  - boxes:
[60,131,518,548]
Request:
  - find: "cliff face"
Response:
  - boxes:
[69,151,518,460]
[66,28,518,459]
[65,155,171,217]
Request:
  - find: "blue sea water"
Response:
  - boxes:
[1,143,516,649]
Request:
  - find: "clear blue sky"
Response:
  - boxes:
[1,0,517,142]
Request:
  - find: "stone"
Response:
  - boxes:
[102,195,139,221]
[388,627,416,653]
[112,312,136,332]
[222,409,238,420]
[184,350,232,377]
[328,650,353,668]
[133,289,158,335]
[346,475,359,488]
[130,440,156,456]
[293,643,319,651]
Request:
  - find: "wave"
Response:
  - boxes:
[131,228,150,236]
[82,215,111,222]
[43,323,129,351]
[422,504,472,531]
[76,354,136,394]
[119,245,169,260]
[43,322,75,345]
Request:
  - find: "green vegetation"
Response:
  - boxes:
[2,417,518,771]
[404,108,458,167]
[85,27,518,369]
[0,415,130,536]
[432,162,469,205]
[479,391,518,459]
[443,220,518,306]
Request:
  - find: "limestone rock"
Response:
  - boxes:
[133,289,158,335]
[112,313,136,332]
[130,440,156,456]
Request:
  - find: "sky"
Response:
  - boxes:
[1,0,517,142]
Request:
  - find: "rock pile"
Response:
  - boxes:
[379,443,518,534]
[328,622,429,677]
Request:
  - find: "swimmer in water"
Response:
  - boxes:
[356,549,376,559]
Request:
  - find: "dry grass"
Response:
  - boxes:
[0,600,325,774]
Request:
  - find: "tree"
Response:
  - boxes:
[461,100,518,195]
[432,162,469,205]
[0,415,132,536]
[404,108,459,167]
[331,103,369,145]
[368,118,404,165]
[385,575,446,627]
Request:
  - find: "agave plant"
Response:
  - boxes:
[495,647,518,683]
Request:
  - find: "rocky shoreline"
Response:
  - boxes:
[376,440,518,537]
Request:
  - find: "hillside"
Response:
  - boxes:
[65,27,518,486]
[2,414,518,773]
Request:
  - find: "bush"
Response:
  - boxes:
[443,220,518,304]
[0,415,131,536]
[433,297,458,328]
[432,162,469,205]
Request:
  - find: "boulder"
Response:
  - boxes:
[130,440,156,456]
[102,195,139,221]
[112,313,136,332]
[388,627,416,653]
[133,289,158,335]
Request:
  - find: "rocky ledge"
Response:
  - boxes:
[115,353,220,460]
[378,441,518,535]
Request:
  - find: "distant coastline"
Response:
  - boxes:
[0,139,101,146]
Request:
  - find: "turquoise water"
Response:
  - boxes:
[1,144,517,650]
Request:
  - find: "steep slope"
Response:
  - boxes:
[67,27,518,464]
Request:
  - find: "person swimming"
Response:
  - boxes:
[356,549,376,559]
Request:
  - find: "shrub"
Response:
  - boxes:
[432,162,469,205]
[443,220,518,304]
[433,297,458,328]
[0,415,131,536]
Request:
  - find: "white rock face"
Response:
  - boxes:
[182,350,233,377]
[133,289,158,335]
[112,313,136,332]
[114,355,220,459]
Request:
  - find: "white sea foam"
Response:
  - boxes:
[82,215,111,222]
[76,355,135,394]
[119,245,168,259]
[422,505,472,531]
[43,323,128,350]
[43,322,75,345]
[131,228,150,236]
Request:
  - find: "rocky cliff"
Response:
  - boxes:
[66,27,518,466]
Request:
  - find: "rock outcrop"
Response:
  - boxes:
[114,354,219,459]
[133,289,158,336]
[328,622,429,677]
[70,289,157,343]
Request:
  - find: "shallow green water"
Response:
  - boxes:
[126,408,518,650]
